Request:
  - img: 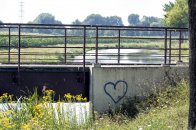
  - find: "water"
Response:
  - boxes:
[74,49,164,64]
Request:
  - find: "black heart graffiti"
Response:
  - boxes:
[104,80,128,103]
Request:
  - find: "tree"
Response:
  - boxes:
[188,0,196,129]
[72,19,82,25]
[164,0,188,27]
[128,14,140,26]
[163,1,174,12]
[82,14,123,26]
[83,14,106,25]
[150,21,163,27]
[140,16,163,27]
[33,13,62,24]
[0,20,3,27]
[105,16,123,26]
[31,13,63,34]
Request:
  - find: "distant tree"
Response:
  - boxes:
[140,16,163,27]
[0,20,3,25]
[31,13,63,34]
[33,13,62,24]
[0,20,4,27]
[128,14,140,26]
[55,20,62,24]
[82,14,123,26]
[105,16,123,26]
[150,22,161,27]
[73,14,123,36]
[83,14,106,25]
[164,0,188,27]
[72,19,82,25]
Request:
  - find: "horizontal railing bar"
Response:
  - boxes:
[0,34,188,40]
[0,47,189,51]
[0,23,188,30]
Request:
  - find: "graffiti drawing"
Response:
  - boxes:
[104,80,128,103]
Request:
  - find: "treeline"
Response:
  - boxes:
[72,14,163,27]
[0,13,165,36]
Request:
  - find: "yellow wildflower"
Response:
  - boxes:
[64,93,72,101]
[75,94,83,102]
[0,93,14,103]
[42,89,55,102]
[33,103,44,118]
[21,124,31,130]
[43,89,54,96]
[2,93,8,98]
[83,97,87,102]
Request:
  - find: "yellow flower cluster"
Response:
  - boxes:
[0,110,16,129]
[64,93,72,101]
[64,93,87,102]
[0,93,14,103]
[33,103,44,119]
[21,123,31,130]
[42,89,55,102]
[44,89,54,96]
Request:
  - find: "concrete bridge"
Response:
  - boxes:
[0,23,189,111]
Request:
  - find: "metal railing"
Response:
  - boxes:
[0,23,189,69]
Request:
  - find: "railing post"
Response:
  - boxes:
[83,26,86,85]
[64,28,67,63]
[8,28,11,63]
[169,30,172,64]
[178,30,182,62]
[164,28,167,64]
[83,26,86,68]
[18,24,21,72]
[95,26,98,64]
[118,29,121,64]
[17,24,21,86]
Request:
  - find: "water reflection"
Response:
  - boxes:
[74,49,164,64]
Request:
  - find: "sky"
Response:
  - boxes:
[0,0,175,25]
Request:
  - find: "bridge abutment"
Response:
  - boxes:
[90,65,189,112]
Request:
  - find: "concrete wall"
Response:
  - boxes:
[90,65,189,112]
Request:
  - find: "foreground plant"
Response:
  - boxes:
[0,90,92,130]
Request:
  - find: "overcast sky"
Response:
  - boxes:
[0,0,175,25]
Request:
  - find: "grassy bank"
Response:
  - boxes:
[95,79,189,130]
